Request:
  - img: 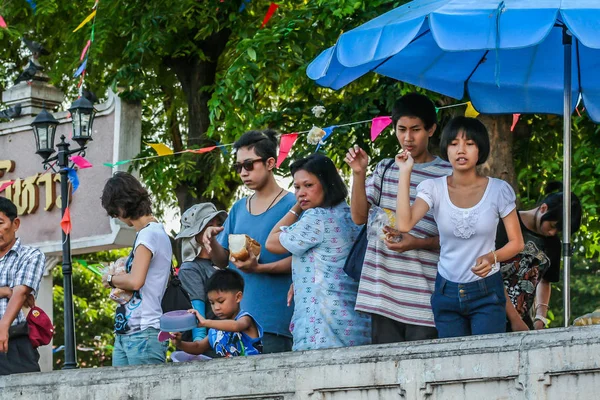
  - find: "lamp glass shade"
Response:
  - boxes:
[69,97,96,147]
[31,108,59,160]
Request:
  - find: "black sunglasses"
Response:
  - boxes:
[233,158,266,174]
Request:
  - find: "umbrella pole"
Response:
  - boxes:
[562,29,573,328]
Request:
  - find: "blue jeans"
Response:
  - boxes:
[112,327,167,366]
[431,272,506,338]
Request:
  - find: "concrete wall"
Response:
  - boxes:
[1,325,600,400]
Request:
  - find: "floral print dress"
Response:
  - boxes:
[279,202,371,351]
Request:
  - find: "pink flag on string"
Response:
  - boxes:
[80,40,91,61]
[0,16,7,29]
[277,133,298,168]
[187,146,217,154]
[510,114,521,132]
[0,181,14,193]
[70,155,93,169]
[370,116,392,141]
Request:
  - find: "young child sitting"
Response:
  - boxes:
[173,269,264,357]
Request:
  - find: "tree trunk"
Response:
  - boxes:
[478,114,518,197]
[163,28,236,213]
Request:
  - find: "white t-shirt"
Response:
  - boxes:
[416,176,516,283]
[116,222,172,334]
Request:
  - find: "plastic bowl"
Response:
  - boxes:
[159,310,198,332]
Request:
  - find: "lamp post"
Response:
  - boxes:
[30,97,96,370]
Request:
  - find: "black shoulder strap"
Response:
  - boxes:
[376,159,395,206]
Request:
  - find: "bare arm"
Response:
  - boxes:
[533,279,551,329]
[385,235,440,253]
[266,203,303,255]
[256,257,292,274]
[0,285,33,352]
[344,146,371,225]
[505,287,529,331]
[395,152,430,232]
[201,316,253,333]
[173,334,211,355]
[0,287,11,299]
[473,209,525,278]
[202,226,230,268]
[103,245,152,291]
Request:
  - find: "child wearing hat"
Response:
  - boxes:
[176,203,227,343]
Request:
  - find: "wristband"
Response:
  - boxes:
[535,315,549,326]
[107,274,116,289]
[489,250,499,274]
[289,210,299,218]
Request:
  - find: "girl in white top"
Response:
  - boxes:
[395,116,524,338]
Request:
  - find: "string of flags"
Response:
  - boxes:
[72,1,99,87]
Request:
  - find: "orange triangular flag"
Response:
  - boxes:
[187,146,217,154]
[61,207,72,235]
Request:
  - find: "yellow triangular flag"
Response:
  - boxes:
[465,101,480,118]
[73,10,97,33]
[147,142,173,156]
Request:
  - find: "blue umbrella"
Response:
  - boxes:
[307,0,600,325]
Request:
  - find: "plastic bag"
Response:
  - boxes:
[102,257,134,305]
[367,205,402,244]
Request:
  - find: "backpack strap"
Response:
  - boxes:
[376,159,396,206]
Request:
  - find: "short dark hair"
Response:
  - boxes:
[101,172,152,219]
[439,116,490,165]
[0,197,17,221]
[233,129,278,161]
[539,181,582,234]
[206,269,245,293]
[290,154,348,208]
[391,93,438,131]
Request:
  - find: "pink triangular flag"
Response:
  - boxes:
[370,116,392,141]
[187,146,217,154]
[0,16,7,29]
[277,133,298,168]
[80,40,91,61]
[70,155,93,169]
[61,207,72,235]
[0,181,14,193]
[510,114,521,132]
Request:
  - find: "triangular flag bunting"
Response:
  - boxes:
[66,168,80,193]
[61,207,72,235]
[510,114,520,132]
[147,142,174,156]
[80,40,91,61]
[260,3,279,28]
[315,126,337,152]
[187,146,217,154]
[0,16,7,29]
[70,155,93,169]
[370,116,392,141]
[74,59,87,78]
[277,133,298,168]
[73,10,97,33]
[103,160,131,168]
[465,102,479,118]
[0,181,14,193]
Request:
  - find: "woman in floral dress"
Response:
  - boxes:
[266,154,371,351]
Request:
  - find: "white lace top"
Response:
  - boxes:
[416,176,516,283]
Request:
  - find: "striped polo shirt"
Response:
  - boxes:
[355,157,452,327]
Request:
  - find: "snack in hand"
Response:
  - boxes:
[382,225,403,243]
[229,234,261,261]
[106,256,134,305]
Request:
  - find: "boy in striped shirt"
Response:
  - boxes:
[344,93,451,343]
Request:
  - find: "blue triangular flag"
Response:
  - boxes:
[74,59,87,78]
[66,168,80,193]
[315,126,337,152]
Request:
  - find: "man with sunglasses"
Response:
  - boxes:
[203,129,296,354]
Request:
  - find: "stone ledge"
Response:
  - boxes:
[1,325,599,399]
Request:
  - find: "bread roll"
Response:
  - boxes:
[229,234,261,261]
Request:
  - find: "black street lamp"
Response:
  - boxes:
[31,99,96,370]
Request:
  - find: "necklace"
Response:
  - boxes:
[248,188,284,215]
